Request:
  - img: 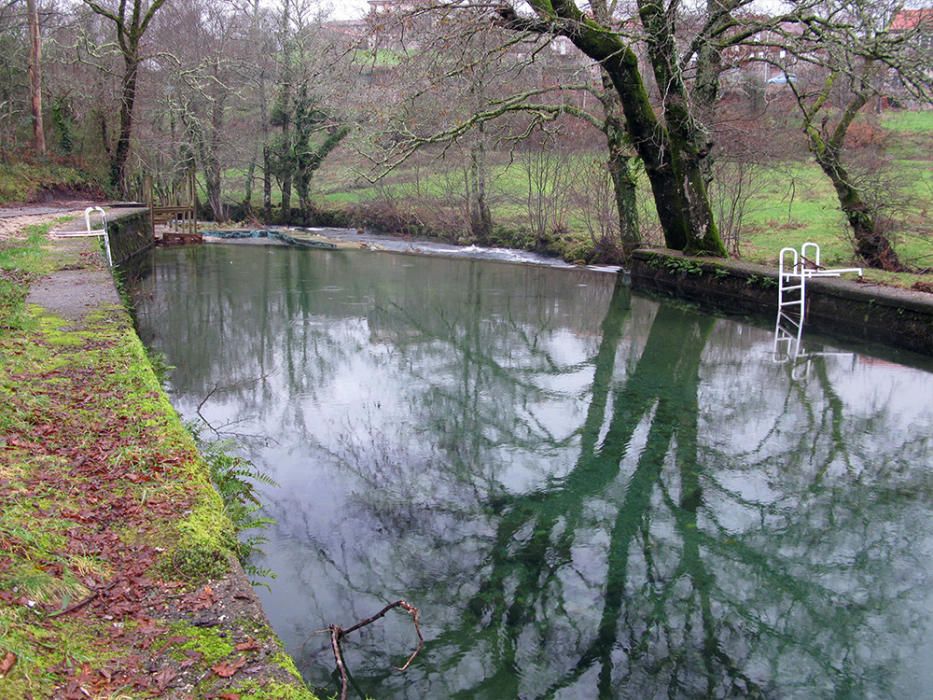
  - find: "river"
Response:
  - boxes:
[130,243,933,699]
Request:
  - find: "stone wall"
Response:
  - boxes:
[630,249,933,356]
[106,207,152,265]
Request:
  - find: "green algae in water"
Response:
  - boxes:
[130,244,933,699]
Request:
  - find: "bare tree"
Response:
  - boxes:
[82,0,167,194]
[779,0,932,270]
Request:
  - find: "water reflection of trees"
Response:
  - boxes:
[312,282,931,699]
[130,247,933,699]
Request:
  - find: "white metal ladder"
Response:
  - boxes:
[51,206,112,267]
[773,242,862,360]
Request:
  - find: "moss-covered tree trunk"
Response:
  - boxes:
[601,48,723,255]
[813,146,901,271]
[598,79,640,254]
[506,0,727,256]
[797,76,902,272]
[635,0,723,255]
[295,126,350,223]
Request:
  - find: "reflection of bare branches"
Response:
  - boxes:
[328,600,424,700]
[133,247,933,697]
[196,371,279,444]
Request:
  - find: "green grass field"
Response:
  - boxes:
[216,110,932,286]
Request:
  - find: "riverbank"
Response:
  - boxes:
[194,225,932,354]
[0,211,315,698]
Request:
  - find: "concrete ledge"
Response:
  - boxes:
[630,248,933,356]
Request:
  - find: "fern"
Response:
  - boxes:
[188,424,278,583]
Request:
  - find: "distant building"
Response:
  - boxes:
[719,18,804,88]
[887,7,933,108]
[889,7,933,44]
[368,0,434,13]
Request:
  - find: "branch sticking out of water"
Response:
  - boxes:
[196,372,279,444]
[328,599,424,700]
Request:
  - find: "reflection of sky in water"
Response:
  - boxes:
[130,245,933,699]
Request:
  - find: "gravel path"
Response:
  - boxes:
[0,205,92,242]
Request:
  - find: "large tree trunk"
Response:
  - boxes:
[295,173,310,223]
[262,145,272,221]
[803,85,901,272]
[598,80,640,254]
[467,134,492,243]
[242,154,256,217]
[692,0,737,186]
[635,0,722,255]
[280,172,292,220]
[82,0,166,196]
[606,148,639,254]
[294,126,349,224]
[207,91,226,221]
[280,86,292,220]
[513,3,726,256]
[605,51,720,254]
[112,56,139,195]
[26,0,45,156]
[276,0,293,223]
[202,148,224,220]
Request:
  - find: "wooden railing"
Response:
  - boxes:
[145,172,199,241]
[150,204,197,236]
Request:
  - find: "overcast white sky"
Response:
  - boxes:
[326,0,370,20]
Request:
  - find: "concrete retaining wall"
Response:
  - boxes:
[106,207,152,265]
[630,249,933,356]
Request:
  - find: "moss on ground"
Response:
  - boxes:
[0,219,316,698]
[231,678,322,700]
[166,622,236,665]
[0,223,57,331]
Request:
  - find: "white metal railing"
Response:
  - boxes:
[773,241,862,361]
[51,206,112,267]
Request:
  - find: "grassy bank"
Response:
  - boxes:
[213,110,932,288]
[0,223,315,698]
[0,160,103,205]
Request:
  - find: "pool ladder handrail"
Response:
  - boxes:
[51,207,112,267]
[773,242,862,361]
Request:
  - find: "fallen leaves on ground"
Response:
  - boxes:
[211,656,247,678]
[235,637,260,652]
[0,651,17,676]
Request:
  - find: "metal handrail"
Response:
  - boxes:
[773,242,862,362]
[51,207,112,267]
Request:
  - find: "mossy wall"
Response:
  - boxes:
[106,208,152,265]
[629,249,933,356]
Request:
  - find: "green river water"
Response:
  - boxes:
[130,244,933,699]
